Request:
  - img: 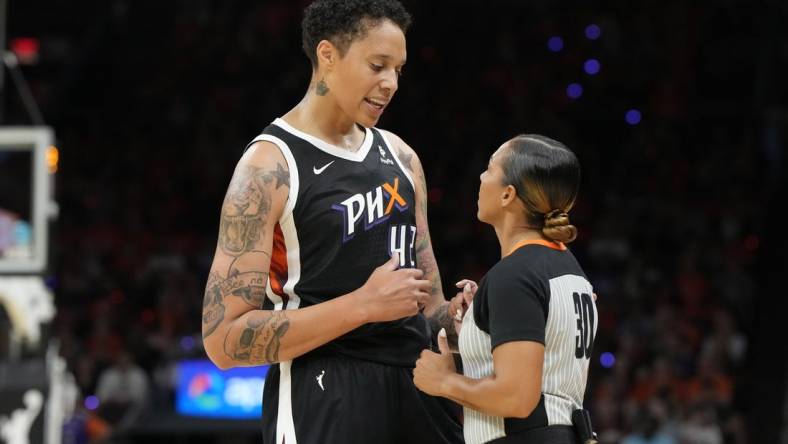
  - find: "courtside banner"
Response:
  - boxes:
[175,359,268,419]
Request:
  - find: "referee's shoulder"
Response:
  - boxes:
[495,249,544,279]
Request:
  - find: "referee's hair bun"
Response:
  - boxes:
[543,210,577,244]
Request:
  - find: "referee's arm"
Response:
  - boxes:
[441,341,545,418]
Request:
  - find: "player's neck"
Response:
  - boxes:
[282,83,365,150]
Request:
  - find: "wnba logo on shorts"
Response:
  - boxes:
[331,176,409,242]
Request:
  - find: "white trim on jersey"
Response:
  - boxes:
[265,280,284,309]
[250,134,303,308]
[247,134,300,216]
[276,360,297,444]
[273,118,373,163]
[273,206,303,444]
[280,209,302,310]
[378,130,416,192]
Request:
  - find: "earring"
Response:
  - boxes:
[316,78,329,96]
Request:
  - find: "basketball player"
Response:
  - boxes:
[200,1,464,443]
[414,135,598,444]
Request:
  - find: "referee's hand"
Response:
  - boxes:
[413,328,456,397]
[448,279,478,332]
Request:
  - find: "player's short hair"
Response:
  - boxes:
[301,0,412,70]
[501,135,581,243]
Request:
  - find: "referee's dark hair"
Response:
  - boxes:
[301,0,412,70]
[501,135,581,243]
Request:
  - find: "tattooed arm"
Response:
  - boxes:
[380,131,463,349]
[202,140,431,369]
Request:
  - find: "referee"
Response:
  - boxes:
[414,134,597,444]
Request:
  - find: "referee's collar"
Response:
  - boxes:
[506,239,566,257]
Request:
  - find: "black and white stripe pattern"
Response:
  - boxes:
[458,272,596,443]
[542,274,596,425]
[458,300,505,444]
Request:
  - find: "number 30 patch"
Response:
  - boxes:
[573,292,596,359]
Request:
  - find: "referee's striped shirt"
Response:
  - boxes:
[458,240,597,444]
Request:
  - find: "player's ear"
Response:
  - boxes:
[316,40,338,71]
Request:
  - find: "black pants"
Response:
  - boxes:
[488,425,580,444]
[261,353,463,444]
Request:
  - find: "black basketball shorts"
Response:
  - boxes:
[260,353,464,444]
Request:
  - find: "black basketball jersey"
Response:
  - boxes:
[248,118,429,366]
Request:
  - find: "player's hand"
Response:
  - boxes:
[358,252,431,322]
[413,328,456,397]
[448,279,477,333]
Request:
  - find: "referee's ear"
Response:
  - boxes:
[501,185,518,207]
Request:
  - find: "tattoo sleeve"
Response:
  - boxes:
[202,272,227,339]
[396,145,443,298]
[202,261,272,340]
[427,303,459,350]
[223,312,291,364]
[202,161,290,357]
[394,141,455,347]
[218,163,288,256]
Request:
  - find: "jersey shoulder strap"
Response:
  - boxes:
[370,127,416,191]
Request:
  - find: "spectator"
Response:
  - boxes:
[94,351,148,431]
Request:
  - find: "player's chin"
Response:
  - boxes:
[357,101,387,127]
[356,111,381,128]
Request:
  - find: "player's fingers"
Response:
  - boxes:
[400,268,424,279]
[415,290,431,306]
[383,252,400,270]
[412,278,431,292]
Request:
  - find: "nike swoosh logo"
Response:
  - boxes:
[313,161,335,175]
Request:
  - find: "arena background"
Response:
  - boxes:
[2,0,787,443]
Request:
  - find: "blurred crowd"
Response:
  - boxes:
[5,0,785,443]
